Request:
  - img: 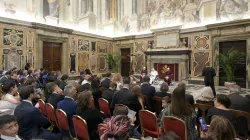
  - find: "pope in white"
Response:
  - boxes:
[149,68,158,84]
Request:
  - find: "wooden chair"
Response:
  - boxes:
[98,98,111,117]
[163,116,187,140]
[38,99,47,116]
[152,96,163,117]
[45,103,58,128]
[72,115,90,140]
[56,109,75,139]
[98,124,108,140]
[230,109,250,139]
[139,110,162,139]
[192,104,213,118]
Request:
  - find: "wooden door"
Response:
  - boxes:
[121,48,131,77]
[43,42,61,71]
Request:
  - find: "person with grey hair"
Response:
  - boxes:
[57,85,77,137]
[155,82,170,97]
[228,85,250,113]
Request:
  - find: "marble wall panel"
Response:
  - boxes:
[78,53,89,72]
[26,49,34,67]
[193,52,210,77]
[89,54,97,73]
[78,39,89,51]
[70,38,77,52]
[70,53,76,73]
[194,35,209,50]
[135,41,145,52]
[3,29,23,46]
[133,54,145,73]
[2,49,23,70]
[98,54,107,73]
[26,31,34,48]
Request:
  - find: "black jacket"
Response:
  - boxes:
[141,84,156,112]
[47,93,65,109]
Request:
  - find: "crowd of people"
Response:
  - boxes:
[0,65,249,140]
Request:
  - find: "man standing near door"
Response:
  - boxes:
[202,66,216,97]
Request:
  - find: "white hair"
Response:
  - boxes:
[229,85,241,94]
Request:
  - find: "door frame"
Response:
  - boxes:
[37,35,69,74]
[117,44,133,74]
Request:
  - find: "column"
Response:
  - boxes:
[132,0,137,15]
[88,0,93,13]
[117,0,121,22]
[111,0,116,20]
[121,0,124,17]
[73,0,79,21]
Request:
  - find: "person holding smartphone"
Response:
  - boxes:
[198,115,236,140]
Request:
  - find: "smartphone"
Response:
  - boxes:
[199,117,208,132]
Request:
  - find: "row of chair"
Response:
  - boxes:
[38,99,90,140]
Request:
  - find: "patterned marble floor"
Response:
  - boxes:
[152,81,250,100]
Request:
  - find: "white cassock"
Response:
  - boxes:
[150,70,158,84]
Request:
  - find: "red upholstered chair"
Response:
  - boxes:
[163,116,187,140]
[139,110,162,139]
[55,109,75,139]
[45,103,58,128]
[72,115,90,140]
[98,98,111,117]
[38,99,47,116]
[98,124,108,140]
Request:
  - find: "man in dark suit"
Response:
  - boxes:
[57,85,77,137]
[228,85,250,113]
[111,77,141,112]
[59,74,69,90]
[47,83,64,109]
[141,76,156,112]
[202,66,216,96]
[14,85,62,140]
[34,72,43,88]
[101,72,112,89]
[178,82,194,105]
[102,82,117,104]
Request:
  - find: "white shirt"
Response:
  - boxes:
[81,79,91,85]
[1,135,21,140]
[0,94,18,115]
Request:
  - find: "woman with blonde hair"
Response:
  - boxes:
[131,85,144,109]
[112,73,123,90]
[199,115,236,140]
[196,87,214,106]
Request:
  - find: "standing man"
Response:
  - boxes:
[202,66,216,97]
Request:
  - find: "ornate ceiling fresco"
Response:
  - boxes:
[0,0,248,37]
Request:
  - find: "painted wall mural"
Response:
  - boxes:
[2,49,23,70]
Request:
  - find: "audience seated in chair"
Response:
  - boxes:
[158,96,171,128]
[141,76,156,112]
[0,115,22,140]
[101,72,112,89]
[165,87,198,140]
[76,91,102,140]
[155,82,171,97]
[228,85,250,113]
[206,94,236,124]
[47,83,64,109]
[111,77,141,113]
[111,73,123,91]
[196,87,214,106]
[158,131,180,140]
[131,85,145,110]
[57,85,77,137]
[177,82,194,105]
[14,85,62,140]
[91,77,102,110]
[198,115,236,140]
[0,83,20,115]
[112,106,145,140]
[59,74,68,91]
[102,82,117,105]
